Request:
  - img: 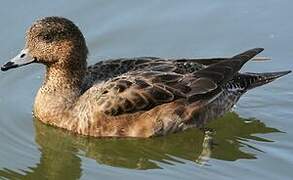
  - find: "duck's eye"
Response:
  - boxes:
[42,34,53,42]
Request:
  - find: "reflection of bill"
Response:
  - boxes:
[0,112,280,179]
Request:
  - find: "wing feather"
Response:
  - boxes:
[94,48,264,116]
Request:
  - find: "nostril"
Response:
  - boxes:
[20,53,25,58]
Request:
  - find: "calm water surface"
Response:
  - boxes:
[0,1,292,180]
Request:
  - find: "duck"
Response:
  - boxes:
[1,16,291,137]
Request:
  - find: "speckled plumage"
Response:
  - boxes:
[2,17,291,137]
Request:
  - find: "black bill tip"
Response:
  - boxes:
[1,61,18,71]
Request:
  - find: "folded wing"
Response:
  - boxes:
[95,48,264,116]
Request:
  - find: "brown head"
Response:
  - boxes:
[1,16,88,71]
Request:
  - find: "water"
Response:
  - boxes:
[0,1,292,179]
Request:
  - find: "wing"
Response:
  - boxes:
[86,48,265,82]
[86,57,236,80]
[84,56,228,91]
[83,57,205,91]
[96,70,215,116]
[85,57,203,83]
[95,48,264,116]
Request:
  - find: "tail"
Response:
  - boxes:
[235,71,291,91]
[180,48,269,66]
[194,48,264,86]
[192,47,291,92]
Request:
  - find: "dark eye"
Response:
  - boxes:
[43,34,53,42]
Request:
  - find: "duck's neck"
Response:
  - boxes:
[43,62,86,93]
[34,60,87,125]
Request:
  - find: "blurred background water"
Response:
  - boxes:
[0,0,292,179]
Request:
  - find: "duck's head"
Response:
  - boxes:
[1,16,88,71]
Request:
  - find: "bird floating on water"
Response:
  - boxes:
[1,17,291,137]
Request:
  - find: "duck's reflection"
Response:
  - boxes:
[0,112,280,179]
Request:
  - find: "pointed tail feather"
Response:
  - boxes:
[177,48,266,66]
[232,48,264,59]
[236,70,291,90]
[193,48,264,85]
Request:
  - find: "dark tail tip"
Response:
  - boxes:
[241,70,291,90]
[232,48,264,61]
[230,48,265,73]
[258,70,291,80]
[268,70,292,78]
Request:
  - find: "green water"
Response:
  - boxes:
[0,1,292,179]
[0,113,280,179]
